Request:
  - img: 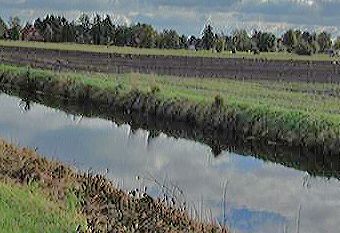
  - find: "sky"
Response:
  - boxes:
[1,0,340,37]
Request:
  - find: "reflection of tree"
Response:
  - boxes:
[211,143,222,157]
[147,130,160,147]
[19,99,31,112]
[7,89,340,180]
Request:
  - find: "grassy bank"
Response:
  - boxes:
[1,63,340,154]
[0,180,85,233]
[0,138,227,232]
[0,39,336,61]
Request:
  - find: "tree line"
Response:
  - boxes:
[1,14,340,56]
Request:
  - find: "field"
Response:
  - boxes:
[1,63,340,153]
[1,44,339,83]
[0,39,336,61]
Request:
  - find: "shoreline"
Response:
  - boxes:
[2,89,339,180]
[0,64,339,156]
[0,138,228,232]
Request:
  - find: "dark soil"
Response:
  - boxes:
[1,46,340,83]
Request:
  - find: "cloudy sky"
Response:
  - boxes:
[1,0,340,36]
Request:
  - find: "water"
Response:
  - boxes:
[0,92,340,233]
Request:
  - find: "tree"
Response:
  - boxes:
[202,25,215,50]
[282,29,298,52]
[233,29,251,51]
[294,41,313,55]
[131,23,157,48]
[334,37,340,50]
[179,34,188,49]
[91,14,102,45]
[317,31,332,52]
[8,16,21,40]
[215,35,225,53]
[0,17,7,39]
[252,31,277,52]
[102,15,115,44]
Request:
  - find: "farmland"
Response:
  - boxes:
[0,39,336,61]
[1,44,340,83]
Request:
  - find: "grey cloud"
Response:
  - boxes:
[1,0,339,36]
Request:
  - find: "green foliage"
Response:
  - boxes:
[213,94,224,108]
[294,41,313,56]
[156,29,180,49]
[233,29,252,51]
[0,17,7,39]
[150,85,160,94]
[283,29,298,52]
[202,25,215,50]
[1,12,338,57]
[215,36,225,53]
[333,37,340,50]
[317,31,332,52]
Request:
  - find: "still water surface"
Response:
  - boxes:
[0,93,339,233]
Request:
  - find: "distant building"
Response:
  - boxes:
[188,44,196,51]
[21,24,44,41]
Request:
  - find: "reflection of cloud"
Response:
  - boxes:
[1,93,340,233]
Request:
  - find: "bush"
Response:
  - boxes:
[213,94,224,108]
[294,42,313,56]
[150,85,160,95]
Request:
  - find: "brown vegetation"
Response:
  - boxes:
[0,139,228,232]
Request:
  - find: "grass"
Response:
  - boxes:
[3,63,339,116]
[0,180,85,233]
[0,62,340,148]
[0,138,229,232]
[0,39,337,61]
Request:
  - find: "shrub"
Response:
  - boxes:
[150,85,160,95]
[213,94,224,108]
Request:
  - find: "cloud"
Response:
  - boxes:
[0,0,339,37]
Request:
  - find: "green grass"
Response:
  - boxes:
[2,63,340,142]
[0,180,86,233]
[0,39,337,61]
[11,65,340,116]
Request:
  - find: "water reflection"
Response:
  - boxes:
[0,93,340,233]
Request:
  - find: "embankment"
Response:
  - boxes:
[6,88,340,180]
[0,64,339,157]
[1,45,340,83]
[0,138,227,232]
